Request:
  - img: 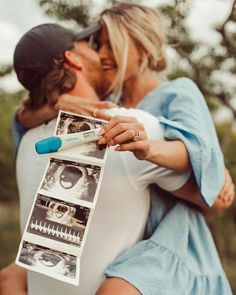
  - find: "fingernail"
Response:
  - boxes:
[108,140,114,147]
[98,138,106,144]
[99,128,105,135]
[115,146,121,151]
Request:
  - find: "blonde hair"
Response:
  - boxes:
[100,3,167,100]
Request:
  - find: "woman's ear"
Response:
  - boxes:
[64,50,83,71]
[139,50,149,75]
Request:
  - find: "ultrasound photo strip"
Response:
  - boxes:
[26,194,90,247]
[40,158,102,204]
[16,111,108,285]
[56,112,106,136]
[53,111,107,161]
[17,241,79,285]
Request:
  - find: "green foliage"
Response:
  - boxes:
[217,122,236,178]
[38,0,94,26]
[0,204,20,267]
[0,91,24,203]
[0,64,13,77]
[38,0,140,26]
[159,0,236,118]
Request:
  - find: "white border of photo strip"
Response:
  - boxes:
[16,111,108,285]
[17,241,78,285]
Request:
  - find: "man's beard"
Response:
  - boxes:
[93,69,112,100]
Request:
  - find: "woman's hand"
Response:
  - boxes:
[97,115,151,160]
[219,168,235,206]
[203,168,235,216]
[55,94,118,117]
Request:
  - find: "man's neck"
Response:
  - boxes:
[69,73,100,101]
[122,70,159,108]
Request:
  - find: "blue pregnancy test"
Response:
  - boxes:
[35,127,102,154]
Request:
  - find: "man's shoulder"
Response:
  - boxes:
[25,119,56,137]
[20,119,57,150]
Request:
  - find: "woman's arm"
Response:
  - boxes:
[16,103,57,129]
[173,168,235,216]
[16,94,117,129]
[202,168,235,216]
[131,139,191,172]
[97,113,235,213]
[97,113,191,172]
[171,170,235,214]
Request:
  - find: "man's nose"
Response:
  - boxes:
[98,45,107,58]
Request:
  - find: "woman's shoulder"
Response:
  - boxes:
[138,77,206,116]
[160,77,201,96]
[157,77,207,111]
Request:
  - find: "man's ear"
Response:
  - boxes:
[64,50,83,71]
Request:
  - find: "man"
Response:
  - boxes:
[2,23,195,295]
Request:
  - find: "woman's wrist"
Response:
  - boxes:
[143,139,165,163]
[16,103,58,129]
[144,140,191,172]
[42,104,58,122]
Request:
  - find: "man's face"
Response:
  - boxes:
[73,40,106,98]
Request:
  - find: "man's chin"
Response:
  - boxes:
[98,82,113,100]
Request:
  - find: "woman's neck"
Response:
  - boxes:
[122,70,159,108]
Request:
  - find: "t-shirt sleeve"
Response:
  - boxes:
[106,106,191,192]
[137,162,191,192]
[105,107,164,140]
[12,111,26,156]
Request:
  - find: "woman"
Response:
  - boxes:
[93,4,234,294]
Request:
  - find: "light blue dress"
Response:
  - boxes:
[13,78,232,294]
[105,78,232,294]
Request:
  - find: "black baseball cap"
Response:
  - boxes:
[14,23,101,91]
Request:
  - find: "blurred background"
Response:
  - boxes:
[0,0,235,292]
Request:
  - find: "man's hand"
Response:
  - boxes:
[55,94,118,117]
[0,263,27,295]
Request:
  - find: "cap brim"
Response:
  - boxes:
[75,23,101,40]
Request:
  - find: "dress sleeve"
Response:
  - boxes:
[158,78,224,206]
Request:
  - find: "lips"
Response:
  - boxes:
[100,58,116,71]
[101,64,116,71]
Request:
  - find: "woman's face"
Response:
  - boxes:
[97,25,142,95]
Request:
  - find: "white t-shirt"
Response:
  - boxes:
[17,108,190,295]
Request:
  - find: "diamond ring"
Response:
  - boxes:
[132,129,140,141]
[93,109,98,118]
